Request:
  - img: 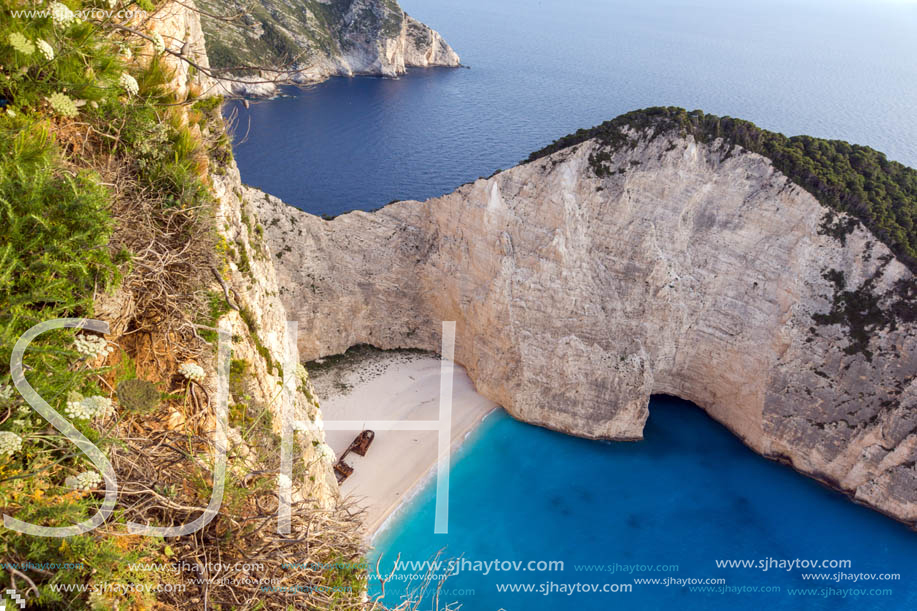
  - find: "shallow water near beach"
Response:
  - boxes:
[369,398,917,609]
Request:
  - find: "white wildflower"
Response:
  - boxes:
[66,470,102,491]
[179,363,205,382]
[0,431,23,457]
[317,442,335,463]
[47,92,78,118]
[0,384,14,403]
[85,395,113,419]
[7,32,35,55]
[65,393,91,420]
[65,394,113,421]
[119,72,139,96]
[49,2,76,27]
[87,592,110,609]
[151,32,165,54]
[74,334,113,359]
[120,45,132,60]
[36,39,54,60]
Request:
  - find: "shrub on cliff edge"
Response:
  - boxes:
[528,107,917,272]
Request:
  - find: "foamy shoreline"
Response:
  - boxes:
[369,406,497,543]
[309,347,498,539]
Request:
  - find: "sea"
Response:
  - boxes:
[370,400,917,609]
[225,0,917,607]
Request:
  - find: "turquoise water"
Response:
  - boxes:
[227,0,917,216]
[370,399,917,609]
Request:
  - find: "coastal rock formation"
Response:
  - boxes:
[251,124,917,525]
[210,163,339,507]
[195,0,461,96]
[145,1,217,99]
[99,0,338,506]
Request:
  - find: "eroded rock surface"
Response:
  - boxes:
[251,129,917,525]
[196,0,461,96]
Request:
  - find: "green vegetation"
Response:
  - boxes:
[1,4,379,609]
[527,107,917,271]
[195,289,232,344]
[0,123,118,344]
[0,2,219,606]
[196,0,409,73]
[115,378,160,413]
[811,262,916,360]
[228,357,249,408]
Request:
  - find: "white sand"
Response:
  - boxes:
[312,350,497,537]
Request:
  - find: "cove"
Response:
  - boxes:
[369,398,917,609]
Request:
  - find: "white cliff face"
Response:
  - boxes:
[134,1,340,506]
[210,161,339,508]
[334,3,460,77]
[196,0,461,97]
[401,16,461,68]
[145,1,217,98]
[251,130,917,525]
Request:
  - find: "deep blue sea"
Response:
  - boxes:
[227,0,917,607]
[228,0,917,217]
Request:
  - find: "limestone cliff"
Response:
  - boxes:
[251,121,917,526]
[210,162,339,507]
[195,0,461,96]
[101,1,338,506]
[145,0,217,100]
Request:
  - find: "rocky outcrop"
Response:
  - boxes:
[145,1,217,99]
[399,15,460,71]
[211,162,339,508]
[251,126,917,525]
[195,0,461,96]
[106,1,339,506]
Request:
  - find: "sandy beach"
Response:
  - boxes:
[309,347,498,537]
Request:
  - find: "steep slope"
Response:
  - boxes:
[252,113,917,526]
[106,0,339,509]
[529,108,917,272]
[1,1,362,605]
[196,0,460,95]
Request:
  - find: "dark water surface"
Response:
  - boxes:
[228,0,917,216]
